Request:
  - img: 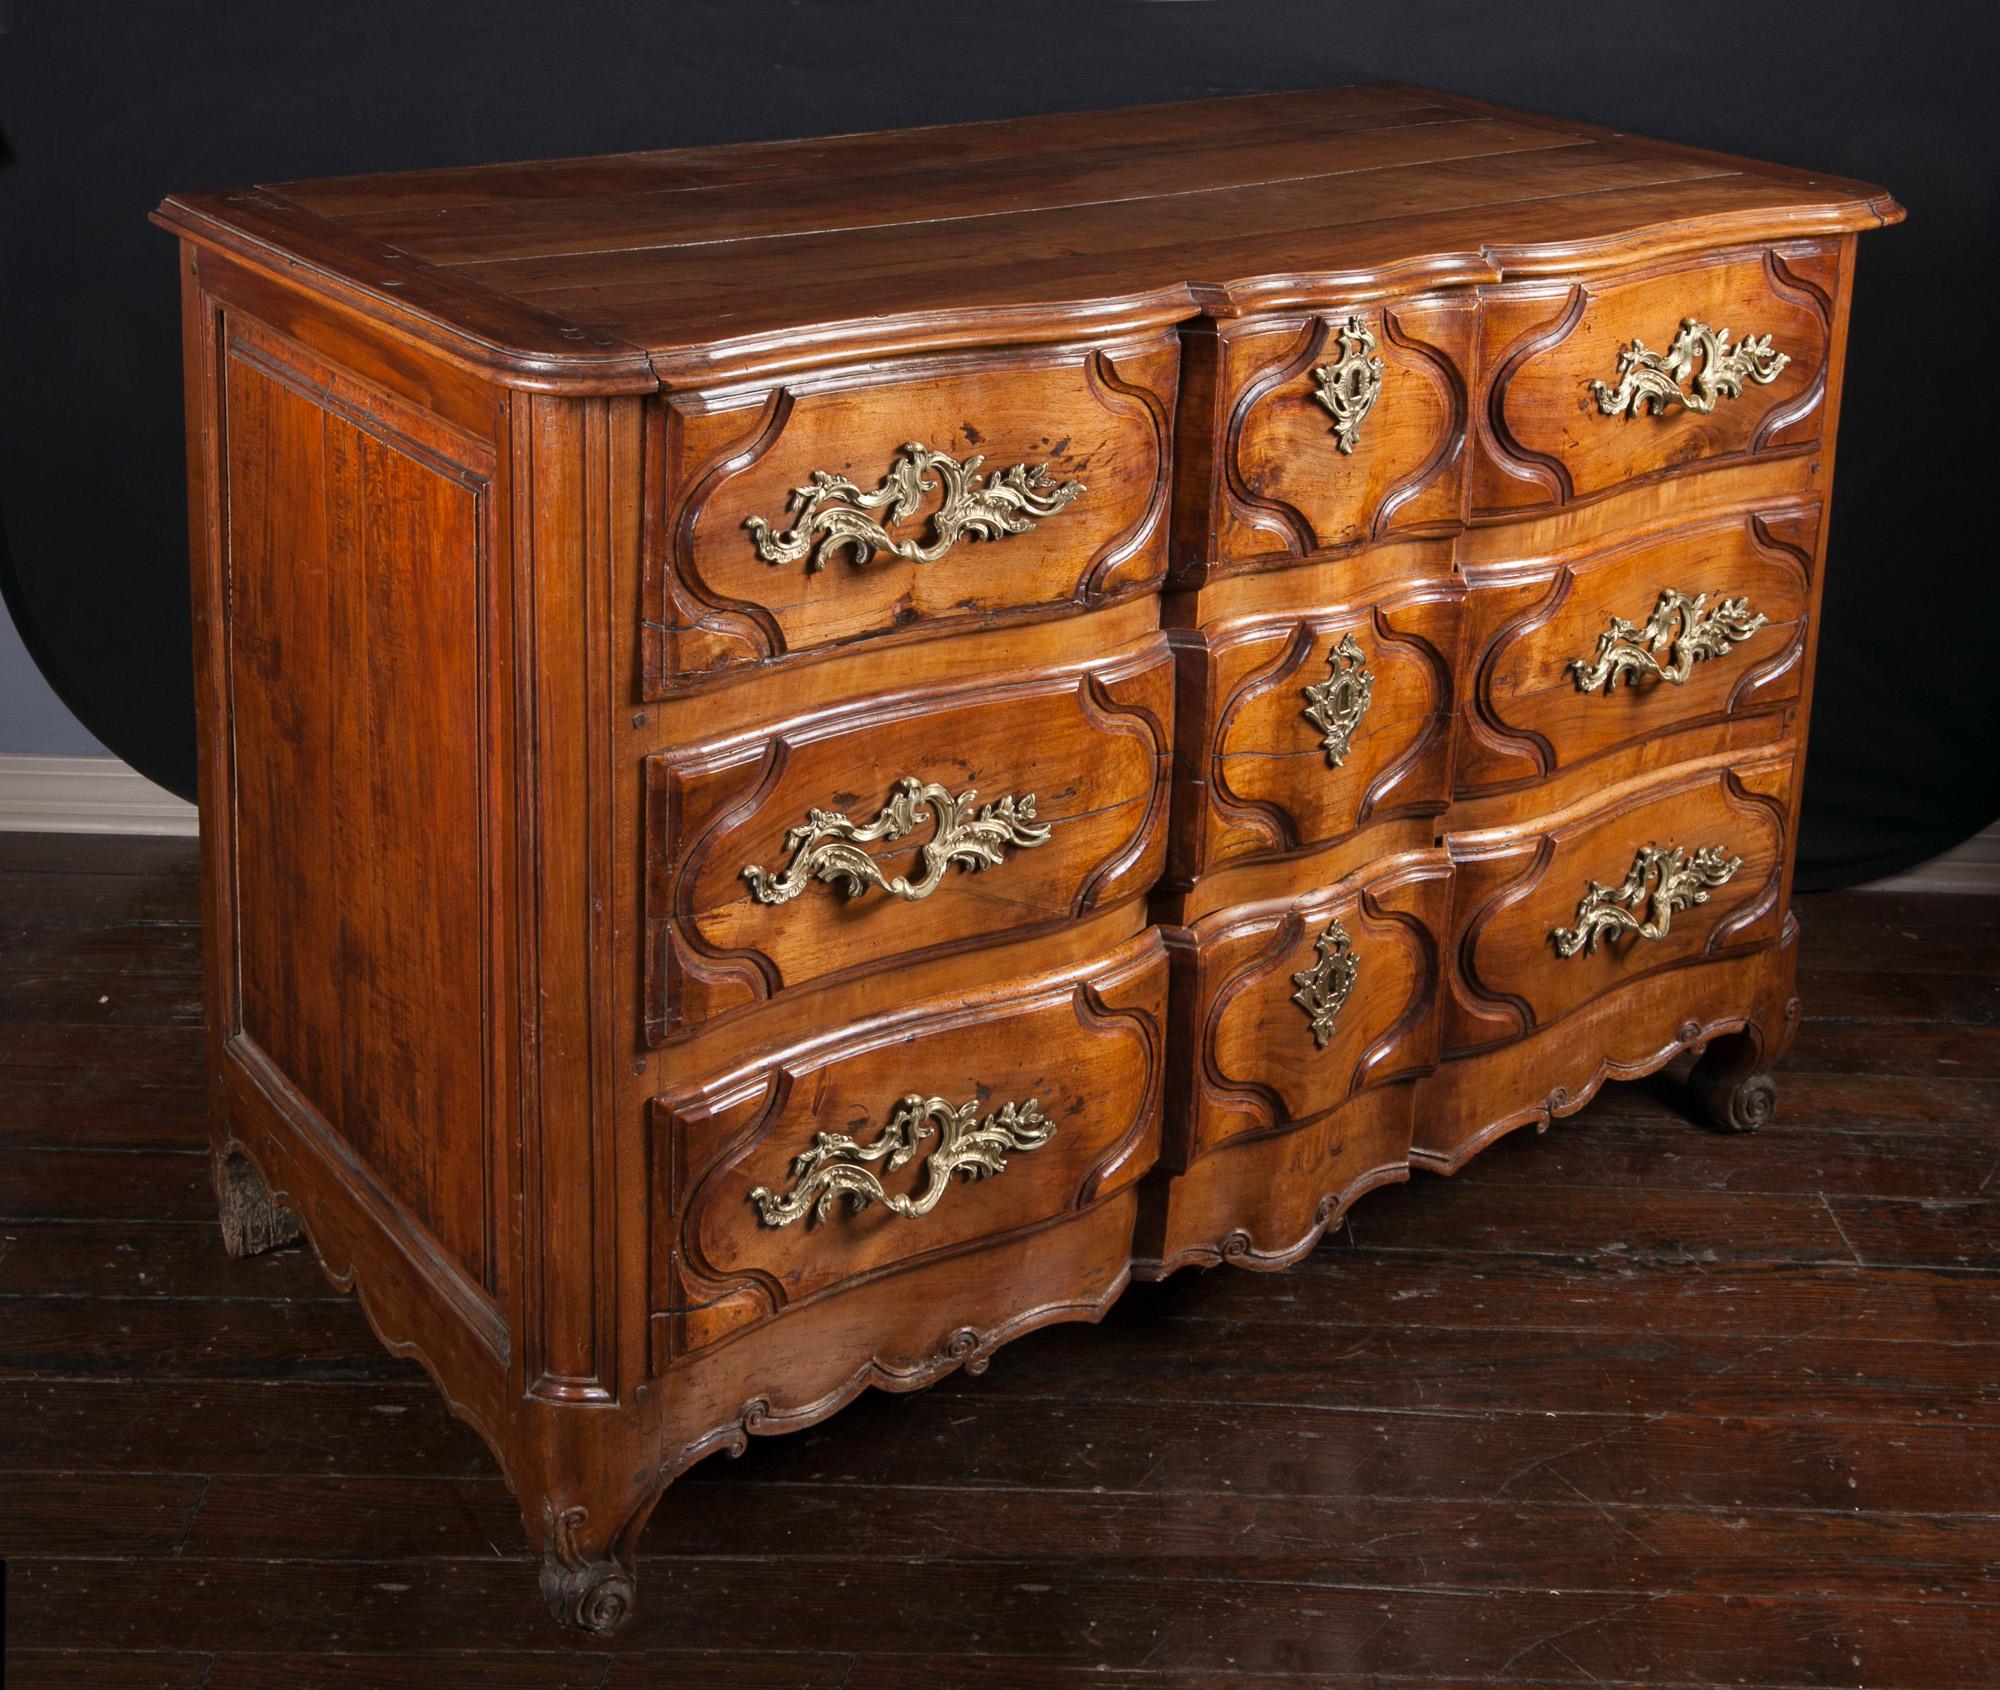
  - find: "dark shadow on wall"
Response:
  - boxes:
[0,91,126,758]
[0,0,1994,880]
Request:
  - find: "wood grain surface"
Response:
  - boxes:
[153,85,1899,387]
[147,83,1904,1641]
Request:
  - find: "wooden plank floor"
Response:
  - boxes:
[2,832,1996,1688]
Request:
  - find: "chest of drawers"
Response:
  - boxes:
[155,84,1899,1633]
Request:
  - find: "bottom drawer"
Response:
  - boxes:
[1166,850,1449,1167]
[1441,750,1793,1054]
[1416,926,1799,1172]
[650,930,1167,1361]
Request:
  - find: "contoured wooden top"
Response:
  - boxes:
[154,83,1901,391]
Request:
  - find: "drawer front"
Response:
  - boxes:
[648,335,1177,693]
[1472,243,1837,518]
[1442,753,1792,1054]
[1460,501,1818,794]
[1179,295,1474,577]
[1170,852,1448,1165]
[651,931,1168,1357]
[1171,582,1460,880]
[645,636,1172,1038]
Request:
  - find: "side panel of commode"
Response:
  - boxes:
[179,241,522,1466]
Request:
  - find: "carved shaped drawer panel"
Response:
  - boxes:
[1471,243,1837,519]
[644,634,1173,1039]
[1174,294,1474,581]
[1458,499,1819,795]
[650,929,1167,1361]
[647,333,1177,694]
[1441,750,1794,1056]
[1169,580,1461,882]
[1167,850,1449,1168]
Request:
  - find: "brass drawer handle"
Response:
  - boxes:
[1302,633,1375,766]
[1312,316,1384,453]
[742,775,1052,907]
[1591,317,1788,419]
[750,1093,1054,1228]
[1551,842,1742,958]
[745,441,1085,572]
[1570,588,1768,694]
[1292,919,1359,1048]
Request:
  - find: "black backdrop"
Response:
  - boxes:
[1,0,1993,886]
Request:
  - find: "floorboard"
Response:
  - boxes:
[0,833,1994,1687]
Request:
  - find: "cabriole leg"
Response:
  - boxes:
[213,1147,304,1258]
[1687,1039,1776,1132]
[1686,996,1799,1134]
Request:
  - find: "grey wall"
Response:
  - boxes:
[0,597,104,755]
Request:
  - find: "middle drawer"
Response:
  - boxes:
[1169,575,1462,882]
[1458,498,1819,795]
[645,634,1173,1039]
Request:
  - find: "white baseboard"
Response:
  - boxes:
[1854,821,2000,895]
[0,754,198,837]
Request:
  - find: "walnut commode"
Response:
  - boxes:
[154,84,1900,1632]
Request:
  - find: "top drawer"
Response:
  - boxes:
[646,335,1178,695]
[1173,293,1475,581]
[1471,243,1838,519]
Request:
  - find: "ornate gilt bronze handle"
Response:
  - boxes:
[1291,919,1359,1049]
[745,441,1084,572]
[1551,842,1742,958]
[1312,317,1384,454]
[742,775,1052,907]
[1590,317,1788,419]
[1301,633,1374,767]
[749,1093,1054,1227]
[1569,588,1768,694]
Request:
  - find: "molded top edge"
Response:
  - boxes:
[155,83,1901,395]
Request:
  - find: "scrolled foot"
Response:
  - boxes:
[1687,1030,1777,1135]
[540,1501,638,1635]
[1703,1069,1776,1133]
[540,1549,637,1636]
[214,1149,305,1258]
